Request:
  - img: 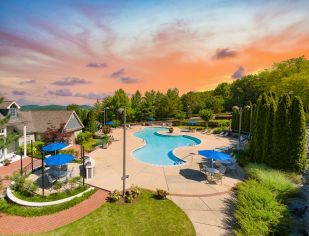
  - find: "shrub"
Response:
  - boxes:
[208,119,231,127]
[233,149,252,167]
[76,132,92,144]
[83,138,97,152]
[156,189,169,200]
[10,173,37,196]
[212,127,229,134]
[199,109,214,122]
[109,190,121,202]
[245,164,298,199]
[102,125,111,134]
[111,119,121,128]
[124,190,134,203]
[130,185,141,198]
[59,148,75,156]
[234,179,288,235]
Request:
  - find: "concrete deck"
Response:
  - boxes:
[87,125,242,236]
[86,125,241,196]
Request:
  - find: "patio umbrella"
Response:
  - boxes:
[188,121,197,125]
[106,121,113,125]
[44,154,74,166]
[148,118,155,121]
[42,142,68,152]
[198,150,232,168]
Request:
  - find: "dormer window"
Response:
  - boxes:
[9,107,17,118]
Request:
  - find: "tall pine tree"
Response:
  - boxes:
[273,94,291,169]
[290,96,307,173]
[263,99,276,167]
[254,93,269,162]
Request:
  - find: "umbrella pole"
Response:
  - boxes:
[42,151,45,196]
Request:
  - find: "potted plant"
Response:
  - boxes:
[169,127,174,133]
[3,159,11,166]
[102,135,110,149]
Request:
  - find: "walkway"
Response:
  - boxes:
[0,189,109,234]
[0,156,41,177]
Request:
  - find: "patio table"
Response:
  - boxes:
[204,167,220,182]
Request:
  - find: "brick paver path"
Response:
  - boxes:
[0,157,41,177]
[0,189,109,234]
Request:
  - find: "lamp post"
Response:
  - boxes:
[233,106,242,152]
[118,108,128,197]
[244,105,253,137]
[103,107,109,126]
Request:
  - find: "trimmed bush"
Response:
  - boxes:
[273,94,291,169]
[234,179,288,235]
[76,132,92,144]
[208,119,231,127]
[290,96,307,173]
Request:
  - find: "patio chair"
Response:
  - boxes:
[213,173,223,184]
[198,162,205,172]
[46,173,56,184]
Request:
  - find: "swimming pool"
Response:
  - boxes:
[133,127,201,166]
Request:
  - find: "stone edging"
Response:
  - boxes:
[6,186,94,207]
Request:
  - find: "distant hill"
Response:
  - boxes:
[21,104,93,111]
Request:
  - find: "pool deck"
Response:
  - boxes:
[87,125,243,236]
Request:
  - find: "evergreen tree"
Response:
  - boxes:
[273,94,291,169]
[263,99,276,167]
[254,93,269,163]
[85,110,96,135]
[290,96,307,173]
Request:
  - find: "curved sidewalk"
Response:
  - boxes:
[0,189,109,234]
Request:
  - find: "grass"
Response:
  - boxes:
[38,190,195,236]
[234,163,300,235]
[245,163,300,199]
[0,189,96,217]
[12,186,88,202]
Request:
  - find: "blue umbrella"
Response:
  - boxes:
[42,142,68,152]
[148,118,155,121]
[198,150,232,167]
[106,121,113,125]
[188,121,197,125]
[44,154,74,166]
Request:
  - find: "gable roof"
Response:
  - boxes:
[12,110,84,133]
[0,101,20,109]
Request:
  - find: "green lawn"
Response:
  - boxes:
[38,190,195,236]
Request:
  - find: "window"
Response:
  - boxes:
[9,107,17,118]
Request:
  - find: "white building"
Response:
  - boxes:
[0,100,84,162]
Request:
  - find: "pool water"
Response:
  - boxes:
[133,127,201,166]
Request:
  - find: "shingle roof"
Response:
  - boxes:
[0,101,20,109]
[12,110,83,133]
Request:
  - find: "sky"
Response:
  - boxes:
[0,0,309,105]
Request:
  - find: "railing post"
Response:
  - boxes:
[31,140,33,172]
[20,148,23,175]
[42,151,45,196]
[82,145,85,186]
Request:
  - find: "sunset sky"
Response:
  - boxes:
[0,0,309,105]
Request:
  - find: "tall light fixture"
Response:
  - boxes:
[118,108,128,196]
[233,106,242,151]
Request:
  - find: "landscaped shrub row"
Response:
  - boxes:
[0,189,96,217]
[234,164,299,235]
[18,141,45,159]
[208,119,231,127]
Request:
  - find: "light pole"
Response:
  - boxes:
[233,106,242,152]
[244,105,253,137]
[103,107,109,126]
[118,108,128,197]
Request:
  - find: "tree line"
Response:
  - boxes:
[245,93,307,173]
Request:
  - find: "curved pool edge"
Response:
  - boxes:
[130,127,202,167]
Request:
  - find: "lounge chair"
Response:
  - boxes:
[46,173,56,184]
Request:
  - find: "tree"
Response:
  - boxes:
[198,109,214,125]
[67,104,80,116]
[290,96,307,173]
[84,110,96,135]
[253,93,269,163]
[41,123,70,143]
[131,90,143,121]
[273,94,291,169]
[263,99,276,167]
